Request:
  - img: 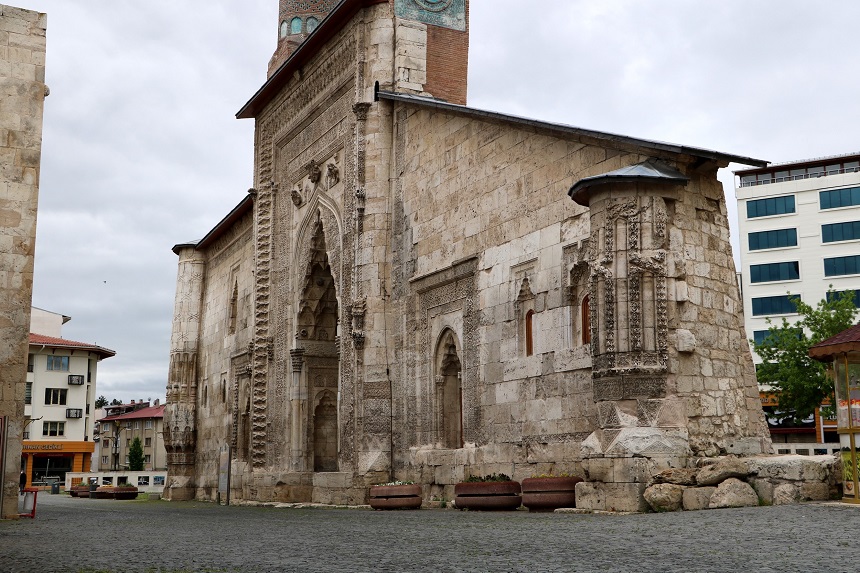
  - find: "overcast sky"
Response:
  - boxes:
[16,1,860,404]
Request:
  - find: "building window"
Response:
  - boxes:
[138,475,150,486]
[133,421,140,430]
[44,388,68,406]
[822,221,860,243]
[144,455,151,465]
[290,16,302,34]
[102,438,110,450]
[748,228,797,251]
[753,328,803,347]
[826,290,860,307]
[279,20,288,38]
[525,309,535,356]
[154,476,165,486]
[751,295,799,316]
[42,421,65,437]
[25,382,32,405]
[145,420,153,429]
[47,355,69,371]
[825,255,860,277]
[306,16,319,33]
[101,456,109,465]
[746,195,795,218]
[145,437,152,447]
[749,261,799,283]
[27,353,34,372]
[821,187,860,210]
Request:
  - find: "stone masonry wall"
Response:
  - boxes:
[393,106,662,489]
[0,4,46,519]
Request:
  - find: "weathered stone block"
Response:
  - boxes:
[643,483,685,512]
[651,467,697,486]
[682,486,716,511]
[773,483,800,505]
[697,458,749,486]
[800,481,831,501]
[574,481,605,511]
[708,478,758,509]
[748,477,773,506]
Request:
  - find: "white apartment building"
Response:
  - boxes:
[736,152,860,358]
[736,152,860,444]
[22,308,115,487]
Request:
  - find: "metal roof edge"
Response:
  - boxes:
[376,90,768,168]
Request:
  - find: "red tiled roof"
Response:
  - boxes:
[29,333,116,359]
[809,323,860,360]
[99,404,165,422]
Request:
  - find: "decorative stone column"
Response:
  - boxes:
[163,245,205,501]
[568,159,770,511]
[289,347,306,471]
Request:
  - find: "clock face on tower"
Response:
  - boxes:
[395,0,465,30]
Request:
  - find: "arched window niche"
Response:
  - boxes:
[434,329,463,449]
[279,20,288,38]
[306,17,319,34]
[290,17,303,35]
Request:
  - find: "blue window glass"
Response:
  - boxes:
[822,221,860,243]
[749,262,799,283]
[751,295,799,316]
[746,195,795,218]
[826,290,860,307]
[820,187,860,210]
[306,17,319,33]
[752,330,771,346]
[290,17,303,34]
[753,328,802,346]
[824,255,860,277]
[748,228,797,250]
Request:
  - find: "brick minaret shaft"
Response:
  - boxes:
[269,0,341,77]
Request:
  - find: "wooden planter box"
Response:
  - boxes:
[70,485,90,498]
[94,486,115,499]
[369,484,422,510]
[454,481,522,511]
[113,487,139,500]
[521,476,583,512]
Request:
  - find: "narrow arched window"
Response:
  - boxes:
[581,295,591,345]
[525,309,535,356]
[290,17,303,35]
[306,17,319,34]
[280,20,288,38]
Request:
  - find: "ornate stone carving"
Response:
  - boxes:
[326,161,340,189]
[291,186,303,207]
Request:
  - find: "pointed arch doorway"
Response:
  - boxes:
[435,330,463,449]
[295,218,340,472]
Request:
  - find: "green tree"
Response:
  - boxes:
[754,289,859,421]
[94,395,108,409]
[128,436,145,471]
[110,398,122,405]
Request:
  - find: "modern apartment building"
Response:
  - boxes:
[96,401,166,473]
[22,308,115,487]
[736,152,860,443]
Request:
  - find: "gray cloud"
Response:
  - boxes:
[18,0,860,402]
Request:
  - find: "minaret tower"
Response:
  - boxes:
[268,0,340,77]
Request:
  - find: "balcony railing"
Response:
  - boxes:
[741,166,860,187]
[66,408,83,419]
[68,375,85,385]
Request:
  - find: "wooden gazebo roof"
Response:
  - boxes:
[809,324,860,361]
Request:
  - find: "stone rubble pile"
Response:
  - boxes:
[642,454,841,512]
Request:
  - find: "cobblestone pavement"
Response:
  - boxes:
[2,493,859,573]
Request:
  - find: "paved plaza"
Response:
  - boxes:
[1,493,859,572]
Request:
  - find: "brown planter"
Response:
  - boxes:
[521,476,583,512]
[113,487,139,500]
[70,485,91,498]
[369,484,422,510]
[454,481,522,511]
[94,486,115,499]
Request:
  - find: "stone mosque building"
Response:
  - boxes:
[164,0,772,510]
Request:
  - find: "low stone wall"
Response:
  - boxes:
[640,454,841,512]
